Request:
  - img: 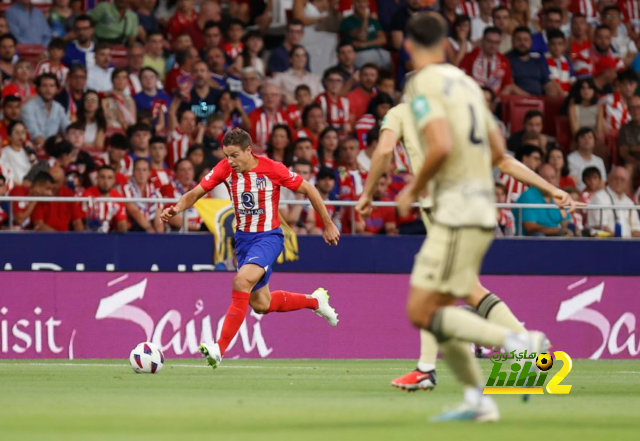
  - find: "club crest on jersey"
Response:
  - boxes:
[256,177,267,190]
[242,192,255,209]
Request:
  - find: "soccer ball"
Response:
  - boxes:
[536,353,553,371]
[129,342,165,374]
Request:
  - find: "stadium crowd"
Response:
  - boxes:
[0,0,640,237]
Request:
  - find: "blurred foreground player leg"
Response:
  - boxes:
[396,13,547,422]
[161,129,341,370]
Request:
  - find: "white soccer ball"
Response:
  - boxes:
[129,342,165,374]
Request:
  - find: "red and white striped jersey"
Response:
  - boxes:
[295,127,319,150]
[570,0,599,25]
[545,53,574,93]
[167,128,192,170]
[618,0,640,35]
[600,92,631,132]
[199,155,304,233]
[80,186,127,232]
[315,92,350,131]
[95,152,133,177]
[497,173,528,203]
[355,113,377,150]
[150,168,175,190]
[121,179,162,221]
[223,43,244,60]
[570,39,593,77]
[34,60,69,88]
[248,108,290,150]
[285,103,302,127]
[457,1,480,18]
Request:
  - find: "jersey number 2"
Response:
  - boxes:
[468,105,483,146]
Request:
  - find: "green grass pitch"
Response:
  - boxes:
[1,359,639,441]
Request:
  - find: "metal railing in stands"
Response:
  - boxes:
[1,196,639,236]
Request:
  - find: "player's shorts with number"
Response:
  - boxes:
[410,223,493,297]
[235,227,284,291]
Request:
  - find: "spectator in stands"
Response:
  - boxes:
[90,0,139,46]
[206,46,228,89]
[87,43,114,93]
[241,31,265,77]
[333,42,359,96]
[357,126,379,172]
[177,60,221,123]
[0,96,23,145]
[103,68,136,130]
[507,109,547,153]
[544,29,574,96]
[134,67,171,131]
[0,15,9,37]
[223,18,245,60]
[23,138,74,184]
[63,15,95,68]
[76,90,106,149]
[508,26,562,96]
[22,74,69,146]
[135,0,160,39]
[35,38,70,89]
[568,127,607,190]
[495,182,515,237]
[492,6,512,54]
[355,92,393,150]
[591,56,618,97]
[480,85,507,136]
[268,20,305,75]
[65,123,95,184]
[460,27,524,95]
[188,0,222,50]
[600,69,636,141]
[238,67,264,115]
[617,95,640,187]
[531,7,563,54]
[166,103,202,169]
[359,173,397,235]
[347,63,378,124]
[317,126,339,171]
[95,133,132,184]
[31,166,84,232]
[510,0,538,33]
[337,136,366,198]
[390,0,423,50]
[121,158,163,233]
[292,137,314,163]
[315,67,351,134]
[271,45,323,104]
[587,166,640,237]
[569,13,592,78]
[7,0,52,46]
[56,64,86,121]
[9,171,54,230]
[164,158,202,231]
[200,22,223,61]
[143,31,166,81]
[581,166,603,204]
[248,82,289,152]
[280,159,314,231]
[471,0,494,43]
[287,84,312,128]
[81,165,128,233]
[125,43,147,95]
[446,15,472,67]
[167,0,198,44]
[340,0,390,69]
[165,49,196,95]
[0,34,17,83]
[149,136,173,189]
[376,70,398,104]
[601,6,637,66]
[0,121,35,187]
[305,166,339,234]
[568,78,606,139]
[297,103,326,150]
[217,89,250,133]
[2,59,36,102]
[517,163,572,236]
[128,123,152,161]
[591,25,624,72]
[497,144,544,203]
[545,145,577,189]
[265,124,293,166]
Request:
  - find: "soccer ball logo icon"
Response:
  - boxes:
[536,353,553,371]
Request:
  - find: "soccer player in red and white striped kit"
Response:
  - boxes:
[161,129,341,369]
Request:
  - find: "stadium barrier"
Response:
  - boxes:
[0,272,637,360]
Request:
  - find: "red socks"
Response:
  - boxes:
[266,290,318,313]
[218,291,250,356]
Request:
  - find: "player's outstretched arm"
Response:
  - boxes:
[296,180,340,246]
[497,155,584,213]
[161,185,207,222]
[356,129,398,218]
[397,119,451,217]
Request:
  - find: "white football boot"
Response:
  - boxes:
[311,288,339,327]
[199,342,222,370]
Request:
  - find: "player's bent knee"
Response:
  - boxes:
[250,298,270,314]
[232,274,254,292]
